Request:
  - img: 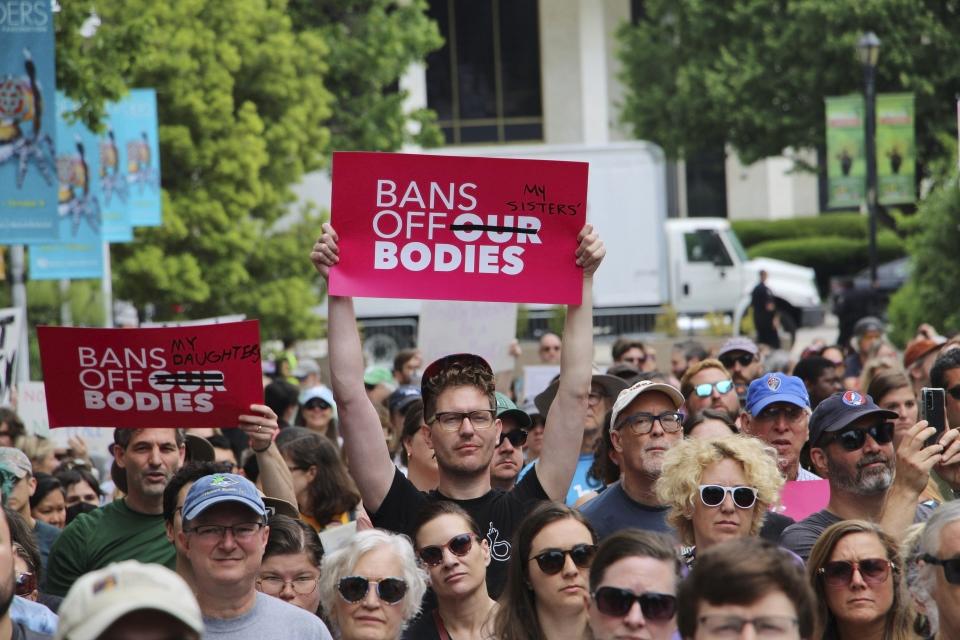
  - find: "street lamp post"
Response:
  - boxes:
[857,32,881,284]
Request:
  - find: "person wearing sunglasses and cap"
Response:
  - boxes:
[406,501,495,640]
[178,472,333,639]
[717,337,764,406]
[311,222,605,599]
[318,528,427,640]
[587,530,680,640]
[915,501,960,640]
[491,392,531,492]
[656,434,784,567]
[780,391,960,561]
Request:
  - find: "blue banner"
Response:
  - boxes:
[112,89,161,227]
[0,2,59,244]
[28,94,104,280]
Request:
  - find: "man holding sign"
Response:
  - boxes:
[311,218,603,598]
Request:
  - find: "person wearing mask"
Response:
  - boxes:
[52,468,101,509]
[27,476,64,530]
[494,502,597,640]
[257,515,324,617]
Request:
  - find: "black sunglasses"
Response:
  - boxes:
[719,353,755,368]
[497,429,528,448]
[530,543,597,575]
[304,399,331,411]
[337,576,407,604]
[418,533,476,566]
[593,587,677,621]
[698,485,758,509]
[922,554,960,585]
[825,422,894,451]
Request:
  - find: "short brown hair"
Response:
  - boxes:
[612,338,646,362]
[679,358,731,401]
[677,538,816,638]
[421,356,495,422]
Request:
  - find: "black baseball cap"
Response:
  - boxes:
[809,390,898,447]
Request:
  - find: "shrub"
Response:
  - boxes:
[731,213,868,248]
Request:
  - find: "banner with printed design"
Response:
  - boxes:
[825,95,865,208]
[0,307,24,406]
[0,3,59,243]
[328,151,588,304]
[109,88,161,227]
[876,93,915,205]
[38,320,263,429]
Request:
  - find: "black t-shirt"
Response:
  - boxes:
[371,466,549,598]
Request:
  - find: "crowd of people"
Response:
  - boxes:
[0,222,958,639]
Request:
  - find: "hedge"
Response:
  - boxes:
[731,213,868,248]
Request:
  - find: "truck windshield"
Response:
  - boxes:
[725,229,749,263]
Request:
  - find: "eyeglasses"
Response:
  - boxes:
[529,543,597,575]
[497,429,528,448]
[588,391,608,406]
[15,572,35,597]
[593,587,677,620]
[418,533,476,566]
[754,405,805,423]
[185,522,265,542]
[818,558,892,587]
[699,485,758,509]
[947,386,960,401]
[303,399,331,411]
[431,410,496,431]
[697,615,799,638]
[694,380,734,398]
[257,575,319,596]
[615,411,683,435]
[719,353,756,369]
[824,422,894,451]
[922,554,960,585]
[337,576,408,604]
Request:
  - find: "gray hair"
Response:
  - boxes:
[318,528,428,636]
[915,501,960,633]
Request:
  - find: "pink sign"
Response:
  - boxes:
[328,151,589,304]
[777,479,830,521]
[38,321,263,429]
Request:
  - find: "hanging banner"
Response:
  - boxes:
[110,88,161,228]
[0,4,59,244]
[329,151,589,304]
[37,320,264,429]
[0,307,24,406]
[876,93,915,205]
[28,93,104,280]
[825,95,865,208]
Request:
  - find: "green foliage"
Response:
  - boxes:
[747,231,906,295]
[548,306,567,337]
[655,305,679,338]
[887,177,960,345]
[618,0,960,169]
[732,213,867,248]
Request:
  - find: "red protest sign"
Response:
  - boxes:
[37,321,263,429]
[328,151,588,304]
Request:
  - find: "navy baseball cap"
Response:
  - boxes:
[808,390,898,447]
[182,473,266,522]
[388,385,422,414]
[746,373,810,416]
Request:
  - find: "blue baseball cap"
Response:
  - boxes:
[181,473,266,522]
[388,385,421,414]
[809,391,898,447]
[745,373,810,416]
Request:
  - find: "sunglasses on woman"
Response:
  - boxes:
[418,533,477,566]
[698,485,758,509]
[921,555,960,585]
[817,558,892,587]
[303,399,331,411]
[593,587,677,620]
[529,543,598,575]
[825,422,894,451]
[337,576,408,604]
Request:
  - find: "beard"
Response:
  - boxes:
[827,453,893,496]
[0,565,13,620]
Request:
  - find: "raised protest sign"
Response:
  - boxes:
[0,307,24,405]
[418,301,517,373]
[777,479,830,522]
[328,151,588,305]
[38,320,263,429]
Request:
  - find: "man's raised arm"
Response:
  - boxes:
[311,223,395,512]
[536,224,604,500]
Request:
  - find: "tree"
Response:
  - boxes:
[618,1,960,169]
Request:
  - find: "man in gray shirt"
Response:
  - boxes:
[178,473,332,639]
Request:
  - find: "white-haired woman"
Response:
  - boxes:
[318,528,428,640]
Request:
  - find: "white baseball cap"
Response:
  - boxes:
[610,380,685,428]
[55,561,203,640]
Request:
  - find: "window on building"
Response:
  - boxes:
[426,0,543,144]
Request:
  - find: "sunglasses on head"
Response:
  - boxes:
[337,576,408,604]
[593,587,677,620]
[304,399,331,411]
[694,380,734,398]
[922,555,960,585]
[719,353,755,368]
[698,485,758,509]
[530,543,597,575]
[825,422,894,451]
[497,429,528,448]
[818,558,892,587]
[418,533,476,567]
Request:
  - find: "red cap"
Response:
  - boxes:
[903,338,943,370]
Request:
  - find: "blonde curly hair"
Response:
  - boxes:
[656,434,784,545]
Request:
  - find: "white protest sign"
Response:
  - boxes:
[417,301,517,373]
[18,381,115,455]
[0,307,24,406]
[522,364,561,406]
[140,314,246,328]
